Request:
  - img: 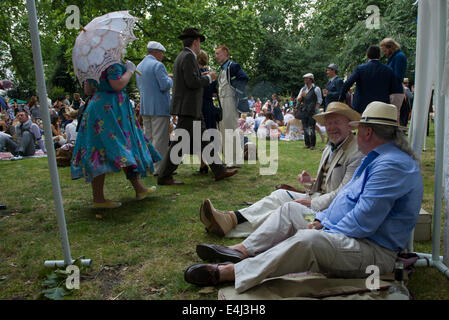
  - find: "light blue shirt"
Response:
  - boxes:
[136,55,173,116]
[315,142,423,252]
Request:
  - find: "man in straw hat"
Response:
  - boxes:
[196,102,363,238]
[184,101,423,293]
[156,28,237,185]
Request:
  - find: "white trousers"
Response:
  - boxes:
[142,115,170,174]
[226,189,317,238]
[234,201,397,293]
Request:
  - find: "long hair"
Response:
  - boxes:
[368,123,419,162]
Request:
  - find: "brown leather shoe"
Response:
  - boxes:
[214,169,238,181]
[196,244,245,263]
[184,262,232,286]
[157,178,184,185]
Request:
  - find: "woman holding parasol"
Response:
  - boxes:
[71,11,161,209]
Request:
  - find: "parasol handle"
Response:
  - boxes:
[122,59,142,76]
[80,26,87,32]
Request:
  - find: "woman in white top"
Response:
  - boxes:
[257,112,280,140]
[285,117,304,141]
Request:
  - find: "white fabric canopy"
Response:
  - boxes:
[412,0,449,271]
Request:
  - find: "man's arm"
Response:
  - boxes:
[320,161,416,238]
[155,63,173,92]
[182,53,210,89]
[315,87,323,107]
[31,124,46,153]
[230,63,249,82]
[339,69,358,102]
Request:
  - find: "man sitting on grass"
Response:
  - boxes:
[199,102,364,238]
[184,101,423,294]
[0,111,46,160]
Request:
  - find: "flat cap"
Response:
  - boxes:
[147,41,166,52]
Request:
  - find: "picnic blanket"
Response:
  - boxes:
[218,272,393,300]
[0,149,47,160]
[218,254,418,300]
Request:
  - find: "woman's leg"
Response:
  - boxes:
[91,174,106,203]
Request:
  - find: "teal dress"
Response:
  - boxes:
[71,63,162,182]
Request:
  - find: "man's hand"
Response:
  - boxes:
[307,220,323,230]
[323,89,328,96]
[168,73,173,79]
[294,198,311,208]
[209,71,218,81]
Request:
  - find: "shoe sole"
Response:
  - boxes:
[199,200,212,231]
[202,200,225,237]
[136,186,157,200]
[196,244,243,263]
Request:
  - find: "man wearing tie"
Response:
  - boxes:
[323,64,344,111]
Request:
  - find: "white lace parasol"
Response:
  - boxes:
[72,11,139,85]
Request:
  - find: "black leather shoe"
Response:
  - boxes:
[184,262,232,286]
[196,243,245,263]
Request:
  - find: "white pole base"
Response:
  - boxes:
[44,259,92,268]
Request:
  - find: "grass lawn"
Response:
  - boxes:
[0,123,448,300]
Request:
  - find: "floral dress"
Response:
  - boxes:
[71,63,162,182]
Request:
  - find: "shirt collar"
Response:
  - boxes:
[221,60,231,70]
[329,135,349,152]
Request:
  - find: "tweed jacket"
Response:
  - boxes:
[310,133,363,212]
[170,48,210,119]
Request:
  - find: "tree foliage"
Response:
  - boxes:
[1,0,418,100]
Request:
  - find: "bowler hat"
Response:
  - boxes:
[178,28,205,42]
[313,102,361,126]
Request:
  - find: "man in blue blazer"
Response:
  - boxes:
[137,41,173,175]
[323,63,344,111]
[339,45,403,114]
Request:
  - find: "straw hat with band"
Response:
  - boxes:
[313,102,361,126]
[349,101,406,130]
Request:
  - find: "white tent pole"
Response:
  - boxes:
[431,0,446,263]
[26,0,91,268]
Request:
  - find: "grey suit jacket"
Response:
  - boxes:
[170,48,210,119]
[310,133,363,212]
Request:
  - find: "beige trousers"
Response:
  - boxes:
[226,189,317,238]
[142,115,170,174]
[234,202,397,293]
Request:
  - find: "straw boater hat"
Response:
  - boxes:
[313,102,361,126]
[349,101,402,128]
